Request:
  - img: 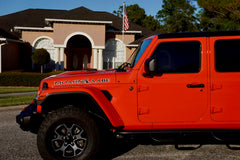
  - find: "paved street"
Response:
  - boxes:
[0,108,40,160]
[1,108,240,160]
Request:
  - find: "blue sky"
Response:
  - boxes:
[0,0,163,17]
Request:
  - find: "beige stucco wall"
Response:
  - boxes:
[53,23,106,47]
[106,32,135,45]
[126,47,137,60]
[115,34,135,45]
[21,23,106,48]
[21,31,54,46]
[120,33,137,60]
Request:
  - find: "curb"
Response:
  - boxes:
[0,105,25,111]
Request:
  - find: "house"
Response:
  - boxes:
[0,7,154,71]
[0,27,31,72]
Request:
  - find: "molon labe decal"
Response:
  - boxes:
[54,78,110,86]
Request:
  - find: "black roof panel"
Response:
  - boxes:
[158,30,240,39]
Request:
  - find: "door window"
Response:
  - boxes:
[152,41,201,73]
[215,39,240,72]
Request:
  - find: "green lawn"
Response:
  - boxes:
[0,87,38,94]
[0,87,37,107]
[0,95,35,107]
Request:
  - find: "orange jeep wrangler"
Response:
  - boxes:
[17,31,240,159]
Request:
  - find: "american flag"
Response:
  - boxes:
[123,3,129,31]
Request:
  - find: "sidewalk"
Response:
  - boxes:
[0,105,25,111]
[0,91,37,97]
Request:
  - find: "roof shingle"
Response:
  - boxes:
[0,6,154,42]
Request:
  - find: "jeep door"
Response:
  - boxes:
[138,37,208,123]
[210,36,240,122]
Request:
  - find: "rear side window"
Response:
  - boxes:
[152,41,201,73]
[215,39,240,72]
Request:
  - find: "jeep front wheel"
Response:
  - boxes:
[37,106,100,160]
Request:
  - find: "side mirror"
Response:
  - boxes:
[144,58,157,75]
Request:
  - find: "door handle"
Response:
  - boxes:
[187,84,205,88]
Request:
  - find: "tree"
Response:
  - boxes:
[156,0,199,32]
[113,4,146,26]
[32,48,50,73]
[113,6,123,18]
[113,4,161,31]
[197,0,240,31]
[126,4,146,26]
[142,15,161,31]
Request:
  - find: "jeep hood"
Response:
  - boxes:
[41,70,116,89]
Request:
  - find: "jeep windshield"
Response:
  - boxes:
[117,38,152,71]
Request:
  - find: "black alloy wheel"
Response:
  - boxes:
[37,106,100,160]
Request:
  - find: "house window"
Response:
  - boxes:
[34,37,56,70]
[34,38,55,60]
[103,39,125,69]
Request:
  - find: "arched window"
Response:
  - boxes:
[34,38,55,61]
[34,37,56,70]
[103,39,125,69]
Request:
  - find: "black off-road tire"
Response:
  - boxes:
[37,106,100,160]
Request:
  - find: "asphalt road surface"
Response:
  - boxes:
[2,108,240,160]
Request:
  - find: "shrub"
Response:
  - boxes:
[32,48,50,73]
[0,71,64,86]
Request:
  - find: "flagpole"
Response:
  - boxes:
[122,1,125,44]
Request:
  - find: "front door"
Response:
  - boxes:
[71,48,91,70]
[210,37,240,122]
[138,38,208,123]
